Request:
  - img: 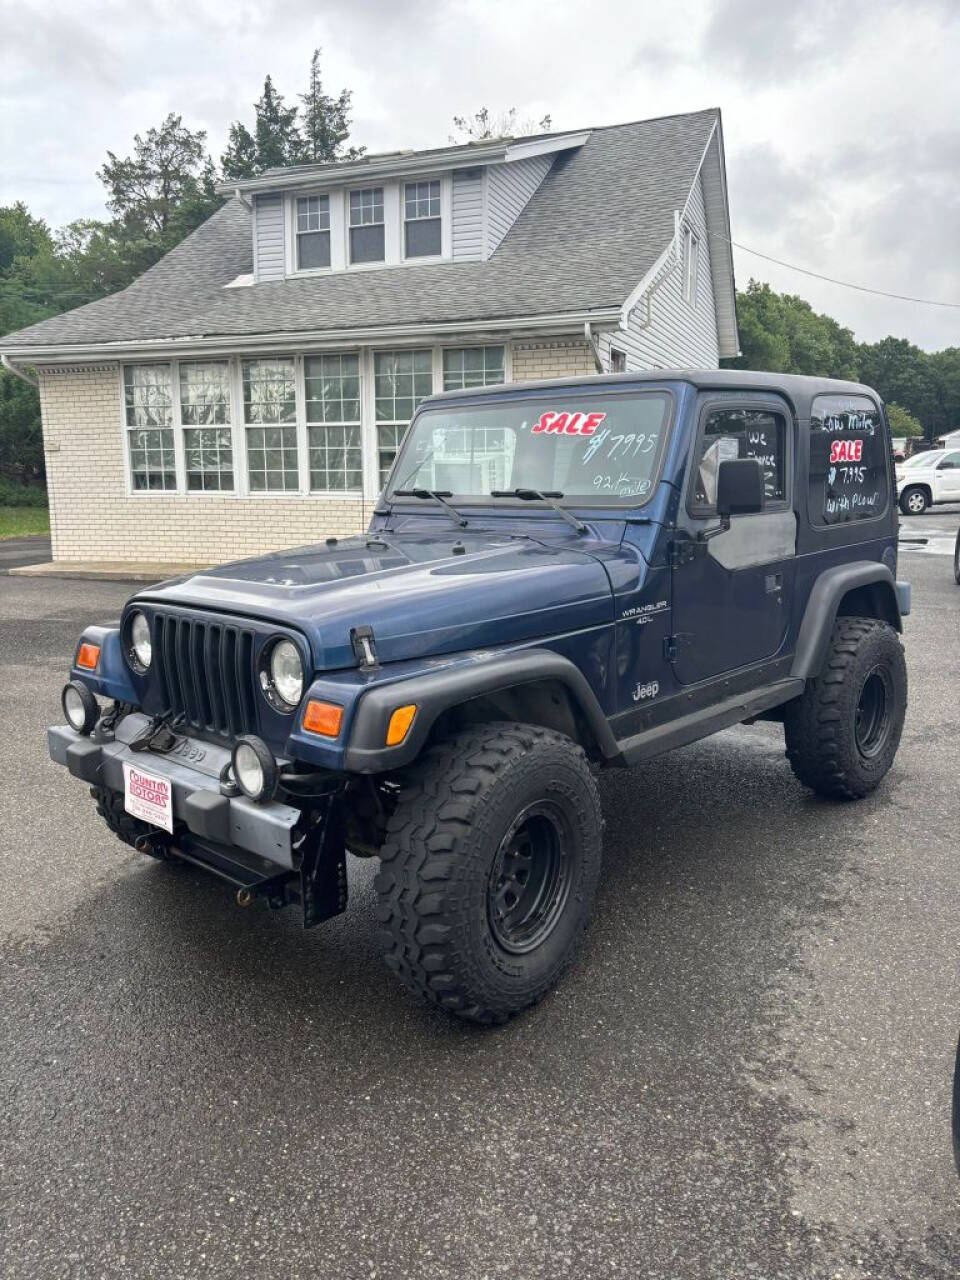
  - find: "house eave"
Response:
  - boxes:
[2,307,623,366]
[216,133,591,198]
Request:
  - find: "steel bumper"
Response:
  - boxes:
[47,713,299,869]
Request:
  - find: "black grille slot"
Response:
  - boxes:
[153,612,258,738]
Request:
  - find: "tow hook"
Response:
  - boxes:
[133,831,173,859]
[235,871,297,912]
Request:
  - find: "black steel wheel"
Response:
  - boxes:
[954,527,960,585]
[854,667,894,759]
[376,723,602,1023]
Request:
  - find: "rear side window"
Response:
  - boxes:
[809,395,887,525]
[692,408,786,509]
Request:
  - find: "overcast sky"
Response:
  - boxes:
[2,0,958,350]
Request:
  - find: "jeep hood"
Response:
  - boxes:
[137,528,617,671]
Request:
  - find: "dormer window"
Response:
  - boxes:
[349,188,385,264]
[404,181,442,258]
[296,195,331,270]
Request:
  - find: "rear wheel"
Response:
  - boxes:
[954,527,960,584]
[783,618,907,799]
[900,486,929,515]
[375,723,602,1023]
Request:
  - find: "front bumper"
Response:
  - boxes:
[47,712,300,869]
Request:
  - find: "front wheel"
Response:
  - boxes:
[783,618,907,799]
[953,527,960,584]
[375,723,603,1023]
[900,486,929,516]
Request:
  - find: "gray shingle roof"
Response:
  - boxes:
[2,109,720,353]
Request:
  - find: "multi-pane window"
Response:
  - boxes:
[404,181,441,258]
[179,362,233,491]
[442,346,505,390]
[349,187,385,264]
[374,350,433,485]
[296,195,331,270]
[304,353,362,491]
[124,364,176,490]
[242,358,299,491]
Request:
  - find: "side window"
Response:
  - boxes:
[809,394,887,525]
[938,451,960,470]
[692,408,786,510]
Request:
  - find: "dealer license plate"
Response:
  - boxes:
[123,761,174,833]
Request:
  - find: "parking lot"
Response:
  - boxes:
[1,512,958,1279]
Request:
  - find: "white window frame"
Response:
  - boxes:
[283,176,453,275]
[682,225,700,306]
[294,194,332,273]
[347,185,387,268]
[122,342,513,501]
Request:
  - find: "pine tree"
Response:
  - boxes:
[220,122,258,180]
[296,48,364,164]
[253,76,300,171]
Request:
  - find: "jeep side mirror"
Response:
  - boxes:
[716,458,765,520]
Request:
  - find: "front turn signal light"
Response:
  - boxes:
[302,699,343,738]
[386,704,417,747]
[76,642,100,671]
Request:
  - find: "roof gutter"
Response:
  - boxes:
[1,353,39,388]
[0,308,623,365]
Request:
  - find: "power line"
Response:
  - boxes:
[708,232,960,310]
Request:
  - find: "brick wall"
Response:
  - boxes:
[511,340,596,380]
[39,365,366,564]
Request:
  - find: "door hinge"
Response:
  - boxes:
[667,538,699,568]
[663,633,694,662]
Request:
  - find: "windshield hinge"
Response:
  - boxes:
[351,625,379,670]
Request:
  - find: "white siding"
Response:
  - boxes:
[451,168,484,261]
[485,155,553,256]
[598,175,720,372]
[254,193,285,281]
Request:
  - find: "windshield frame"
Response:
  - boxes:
[384,385,676,510]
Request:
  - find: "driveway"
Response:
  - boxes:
[0,534,51,573]
[0,552,958,1279]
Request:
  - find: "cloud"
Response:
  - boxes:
[1,0,958,348]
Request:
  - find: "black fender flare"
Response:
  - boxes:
[343,648,620,773]
[791,562,901,681]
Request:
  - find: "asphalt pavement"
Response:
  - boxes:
[0,515,958,1279]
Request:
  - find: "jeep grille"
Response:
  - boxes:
[153,611,258,739]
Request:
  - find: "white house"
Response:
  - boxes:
[0,108,739,565]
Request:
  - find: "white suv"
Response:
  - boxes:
[896,449,960,514]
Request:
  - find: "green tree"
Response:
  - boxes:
[885,402,923,437]
[253,75,301,171]
[856,336,936,433]
[97,113,222,254]
[296,48,364,164]
[0,371,43,484]
[724,280,859,379]
[220,122,259,180]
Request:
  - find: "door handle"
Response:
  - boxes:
[764,573,782,595]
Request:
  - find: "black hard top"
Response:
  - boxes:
[424,368,881,421]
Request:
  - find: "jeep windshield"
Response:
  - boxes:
[387,389,672,507]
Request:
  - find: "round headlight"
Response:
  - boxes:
[269,640,303,708]
[62,680,99,735]
[130,611,152,670]
[232,735,277,803]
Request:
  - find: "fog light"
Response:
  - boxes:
[62,680,99,735]
[231,735,278,803]
[386,704,417,746]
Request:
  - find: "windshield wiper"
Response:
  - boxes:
[393,488,467,528]
[490,488,587,534]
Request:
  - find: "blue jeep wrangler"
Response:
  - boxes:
[50,370,909,1023]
